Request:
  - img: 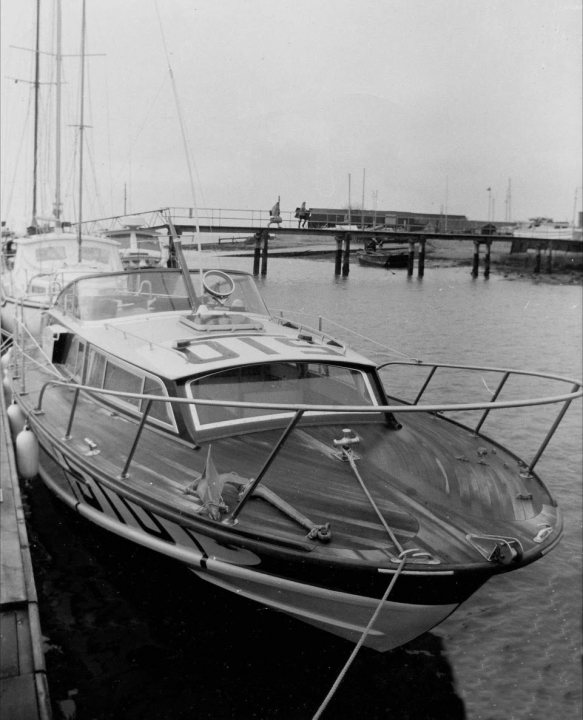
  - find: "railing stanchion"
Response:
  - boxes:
[64,388,81,440]
[475,371,510,433]
[226,409,304,524]
[120,400,153,479]
[528,383,580,472]
[413,365,437,405]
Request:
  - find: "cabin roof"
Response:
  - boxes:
[66,313,374,380]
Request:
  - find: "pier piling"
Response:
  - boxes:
[334,237,342,275]
[342,234,351,276]
[484,241,491,278]
[546,242,553,274]
[534,246,542,274]
[407,241,415,276]
[253,233,261,276]
[418,238,426,278]
[471,241,480,278]
[261,231,269,276]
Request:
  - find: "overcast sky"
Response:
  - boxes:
[1,0,581,231]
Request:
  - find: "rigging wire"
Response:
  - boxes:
[154,0,204,289]
[1,84,34,224]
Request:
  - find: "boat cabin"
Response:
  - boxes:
[42,268,389,442]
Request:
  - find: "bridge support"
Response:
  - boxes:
[484,241,491,278]
[546,241,553,274]
[471,241,480,278]
[407,241,415,276]
[252,230,269,276]
[534,246,542,274]
[335,234,351,276]
[342,234,351,276]
[334,237,342,275]
[418,237,426,278]
[261,231,269,276]
[406,239,426,277]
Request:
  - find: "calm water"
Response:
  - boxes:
[21,258,582,720]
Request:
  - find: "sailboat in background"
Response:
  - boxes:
[0,0,123,338]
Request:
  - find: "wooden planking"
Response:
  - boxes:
[0,467,27,605]
[0,674,44,720]
[0,609,35,678]
[0,389,52,720]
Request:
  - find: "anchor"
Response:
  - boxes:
[230,480,332,543]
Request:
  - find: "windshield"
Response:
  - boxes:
[54,269,269,321]
[187,361,378,428]
[22,239,122,270]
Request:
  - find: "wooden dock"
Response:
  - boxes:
[0,389,52,719]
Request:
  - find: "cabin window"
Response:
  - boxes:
[87,351,106,387]
[36,246,67,262]
[142,376,173,424]
[84,348,175,428]
[80,246,112,266]
[103,361,142,407]
[64,337,85,380]
[187,361,377,428]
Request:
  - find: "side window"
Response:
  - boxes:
[87,350,106,387]
[64,337,78,375]
[103,361,142,407]
[75,342,86,380]
[64,345,176,429]
[64,337,85,379]
[143,376,174,424]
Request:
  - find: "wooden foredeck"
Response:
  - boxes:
[0,389,52,720]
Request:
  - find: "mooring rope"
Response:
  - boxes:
[311,554,409,720]
[344,448,405,556]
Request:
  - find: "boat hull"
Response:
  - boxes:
[194,568,459,651]
[35,445,478,652]
[357,250,409,268]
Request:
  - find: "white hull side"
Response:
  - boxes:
[193,569,458,652]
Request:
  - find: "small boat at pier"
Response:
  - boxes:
[3,242,580,652]
[0,0,123,339]
[357,240,410,269]
[104,222,165,269]
[512,218,577,240]
[0,232,123,337]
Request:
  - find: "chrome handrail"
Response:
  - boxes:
[24,362,581,481]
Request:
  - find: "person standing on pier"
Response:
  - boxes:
[268,197,282,226]
[295,201,310,228]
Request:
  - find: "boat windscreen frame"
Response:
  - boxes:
[184,359,385,434]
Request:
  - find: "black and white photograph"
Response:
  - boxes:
[1,2,581,719]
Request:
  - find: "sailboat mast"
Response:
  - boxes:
[53,0,62,228]
[77,0,87,260]
[31,0,41,231]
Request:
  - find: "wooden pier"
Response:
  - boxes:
[0,389,52,719]
[77,207,582,278]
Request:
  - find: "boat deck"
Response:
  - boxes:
[23,373,554,571]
